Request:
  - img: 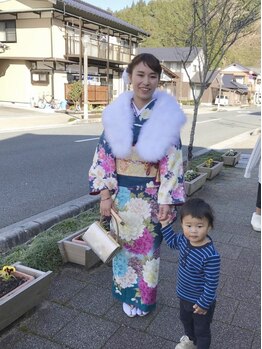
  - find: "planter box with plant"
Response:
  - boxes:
[221,149,241,166]
[0,262,52,331]
[196,158,224,180]
[58,228,101,269]
[184,170,208,196]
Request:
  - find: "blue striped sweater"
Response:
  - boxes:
[162,225,220,310]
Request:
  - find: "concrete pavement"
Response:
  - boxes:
[0,132,260,348]
[0,102,260,348]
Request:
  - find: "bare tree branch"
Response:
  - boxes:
[176,0,261,162]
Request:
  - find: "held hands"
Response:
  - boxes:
[193,304,207,315]
[157,204,173,228]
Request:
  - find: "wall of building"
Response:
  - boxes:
[0,0,52,12]
[0,60,32,104]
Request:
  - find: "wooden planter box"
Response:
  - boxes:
[221,152,241,166]
[196,161,224,180]
[0,263,52,331]
[58,228,100,269]
[185,172,208,196]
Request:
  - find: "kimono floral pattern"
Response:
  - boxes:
[89,101,185,312]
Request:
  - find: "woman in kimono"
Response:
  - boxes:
[89,53,186,317]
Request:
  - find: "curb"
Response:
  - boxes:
[0,195,99,253]
[1,128,260,254]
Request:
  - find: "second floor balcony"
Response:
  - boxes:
[65,33,136,64]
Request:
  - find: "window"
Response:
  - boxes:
[0,20,16,43]
[31,71,49,84]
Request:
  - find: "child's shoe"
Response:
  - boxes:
[251,212,261,232]
[175,335,197,349]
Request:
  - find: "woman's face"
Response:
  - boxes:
[129,61,159,108]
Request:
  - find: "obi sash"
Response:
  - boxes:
[116,147,159,178]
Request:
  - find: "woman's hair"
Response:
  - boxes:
[127,53,162,78]
[180,198,214,228]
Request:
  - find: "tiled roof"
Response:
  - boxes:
[191,70,220,84]
[223,74,248,93]
[137,47,201,62]
[55,0,148,36]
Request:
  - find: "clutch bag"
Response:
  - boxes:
[82,209,124,264]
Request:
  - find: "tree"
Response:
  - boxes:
[67,81,82,110]
[174,0,261,162]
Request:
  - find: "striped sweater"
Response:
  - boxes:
[162,225,220,310]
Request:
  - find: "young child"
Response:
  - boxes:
[159,198,220,349]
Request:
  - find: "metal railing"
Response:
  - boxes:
[65,35,134,63]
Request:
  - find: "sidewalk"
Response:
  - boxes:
[0,104,101,133]
[0,103,250,133]
[0,133,260,348]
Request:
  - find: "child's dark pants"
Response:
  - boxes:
[179,299,216,349]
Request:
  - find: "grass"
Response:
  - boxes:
[0,206,100,272]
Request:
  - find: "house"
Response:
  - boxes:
[221,63,260,105]
[137,46,204,101]
[192,70,249,105]
[0,0,148,106]
[138,48,262,106]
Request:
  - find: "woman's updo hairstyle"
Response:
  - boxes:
[126,53,162,78]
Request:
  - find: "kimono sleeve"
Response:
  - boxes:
[157,142,186,205]
[88,132,118,195]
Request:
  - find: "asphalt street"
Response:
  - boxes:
[0,103,260,251]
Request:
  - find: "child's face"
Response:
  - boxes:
[181,214,211,246]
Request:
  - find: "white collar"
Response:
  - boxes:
[132,99,155,115]
[102,90,186,162]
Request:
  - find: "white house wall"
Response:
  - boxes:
[0,60,32,103]
[51,18,66,58]
[53,72,68,102]
[0,17,54,59]
[0,0,52,12]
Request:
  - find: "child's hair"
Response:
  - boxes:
[180,198,214,228]
[127,53,162,78]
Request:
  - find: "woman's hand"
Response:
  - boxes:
[100,197,113,217]
[158,204,173,221]
[100,189,112,217]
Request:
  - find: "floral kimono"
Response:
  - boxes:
[89,90,186,312]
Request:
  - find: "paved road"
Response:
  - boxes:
[0,104,260,233]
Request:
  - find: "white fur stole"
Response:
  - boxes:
[102,90,186,162]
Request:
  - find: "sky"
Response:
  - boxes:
[83,0,150,12]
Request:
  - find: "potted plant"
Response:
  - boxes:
[221,149,241,166]
[196,158,224,180]
[0,265,34,299]
[0,262,52,331]
[58,227,101,269]
[184,169,208,196]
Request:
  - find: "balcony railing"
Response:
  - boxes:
[65,35,135,63]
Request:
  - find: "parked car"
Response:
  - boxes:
[215,95,229,106]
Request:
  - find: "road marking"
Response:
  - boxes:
[74,137,99,143]
[197,118,221,124]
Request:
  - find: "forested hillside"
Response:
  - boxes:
[115,0,261,69]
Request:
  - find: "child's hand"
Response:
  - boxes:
[193,304,207,315]
[158,217,170,228]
